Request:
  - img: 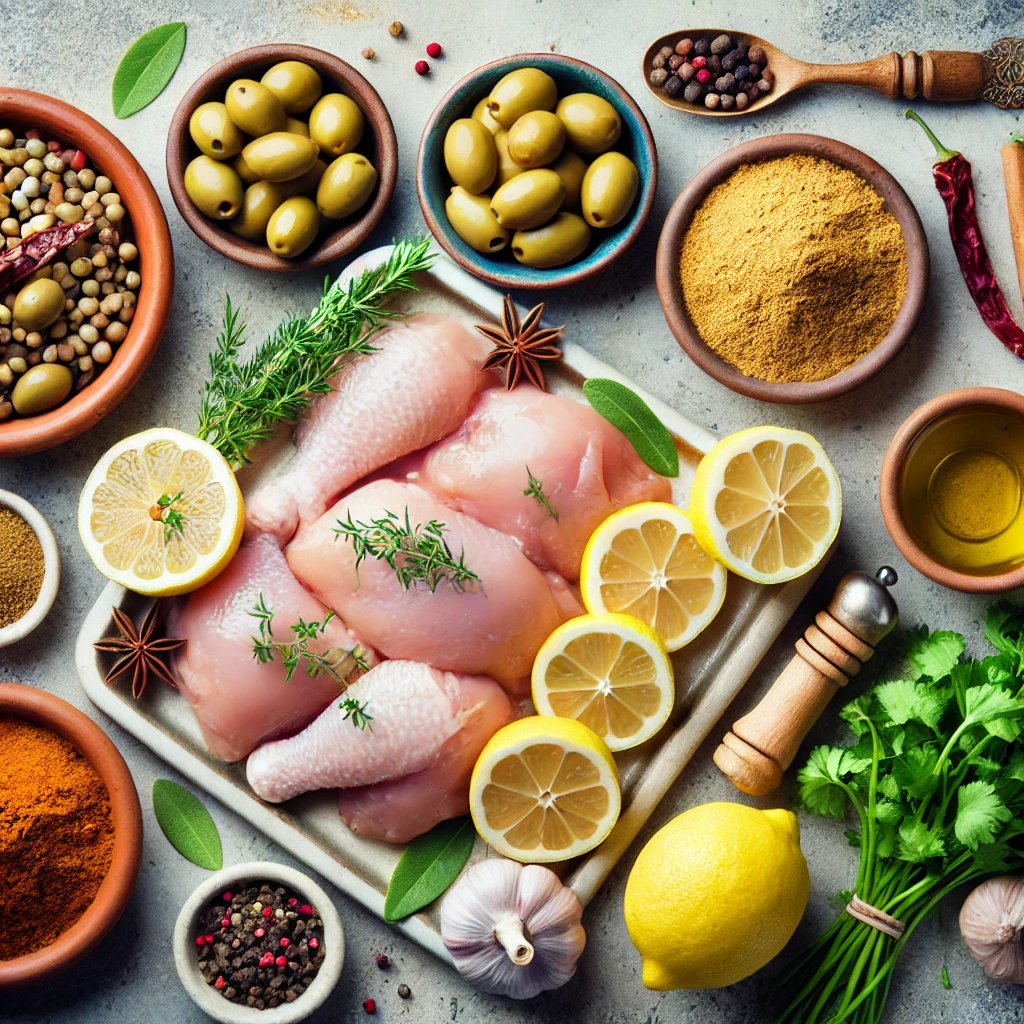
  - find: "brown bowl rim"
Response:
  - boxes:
[166,44,397,272]
[0,682,143,987]
[0,88,174,457]
[655,133,929,403]
[880,386,1024,593]
[416,52,658,290]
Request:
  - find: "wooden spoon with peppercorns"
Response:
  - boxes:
[642,29,1024,117]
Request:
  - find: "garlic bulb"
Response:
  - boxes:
[960,876,1024,983]
[440,858,586,999]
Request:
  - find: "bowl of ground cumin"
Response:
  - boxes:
[0,489,60,647]
[0,683,143,987]
[656,134,928,403]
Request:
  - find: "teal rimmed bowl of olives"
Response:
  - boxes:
[417,53,657,290]
[167,44,397,272]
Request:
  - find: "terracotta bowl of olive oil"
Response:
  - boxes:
[881,387,1024,592]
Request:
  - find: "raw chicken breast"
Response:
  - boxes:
[246,660,512,807]
[420,385,673,579]
[286,479,582,690]
[169,533,376,763]
[247,314,491,542]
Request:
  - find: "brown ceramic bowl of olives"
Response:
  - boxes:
[167,44,398,272]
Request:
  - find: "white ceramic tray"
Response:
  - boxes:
[77,247,832,963]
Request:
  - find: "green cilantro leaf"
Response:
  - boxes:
[874,799,903,824]
[964,684,1024,741]
[893,746,940,799]
[955,780,1013,850]
[908,630,965,681]
[897,819,945,862]
[797,746,869,819]
[875,679,947,731]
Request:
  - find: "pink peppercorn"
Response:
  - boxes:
[195,936,207,947]
[223,892,233,902]
[259,952,275,968]
[205,935,215,945]
[415,60,429,75]
[276,955,287,967]
[262,907,273,918]
[426,42,442,58]
[363,1000,376,1014]
[298,905,314,917]
[691,55,707,69]
[254,928,265,938]
[280,937,290,948]
[220,917,231,928]
[696,69,711,83]
[288,898,298,907]
[309,937,319,950]
[214,976,226,990]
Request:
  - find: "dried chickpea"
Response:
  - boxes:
[91,340,113,364]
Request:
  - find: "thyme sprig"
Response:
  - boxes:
[156,490,185,541]
[523,466,559,521]
[333,507,480,593]
[340,697,374,731]
[197,238,435,469]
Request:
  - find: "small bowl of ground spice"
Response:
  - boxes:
[0,488,59,647]
[173,862,344,1023]
[656,134,929,403]
[0,682,143,987]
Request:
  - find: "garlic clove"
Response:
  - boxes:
[960,875,1024,984]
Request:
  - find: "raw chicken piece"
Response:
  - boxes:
[420,385,673,579]
[247,314,491,542]
[169,533,376,763]
[246,660,513,807]
[286,479,582,691]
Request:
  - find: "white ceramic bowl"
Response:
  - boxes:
[0,489,60,648]
[173,862,345,1024]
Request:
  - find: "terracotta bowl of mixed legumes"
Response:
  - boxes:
[0,88,173,457]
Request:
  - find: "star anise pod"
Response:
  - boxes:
[477,295,564,391]
[93,604,185,700]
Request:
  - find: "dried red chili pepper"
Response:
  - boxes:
[0,220,96,293]
[905,108,1024,359]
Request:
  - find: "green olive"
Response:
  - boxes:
[471,96,501,135]
[285,116,310,138]
[308,93,364,158]
[277,158,328,198]
[224,79,287,136]
[512,212,592,268]
[443,118,497,195]
[581,151,639,228]
[260,61,323,114]
[11,363,73,416]
[486,68,558,129]
[230,181,285,241]
[266,196,319,258]
[445,186,510,254]
[493,130,522,187]
[233,151,260,185]
[241,133,320,183]
[489,169,565,230]
[556,93,622,155]
[507,110,565,169]
[317,153,378,219]
[13,277,66,332]
[189,102,246,160]
[551,150,588,210]
[184,155,244,220]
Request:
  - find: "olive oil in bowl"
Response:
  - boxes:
[900,406,1024,576]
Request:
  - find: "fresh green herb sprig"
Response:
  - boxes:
[340,697,373,730]
[197,239,435,469]
[333,507,480,593]
[776,601,1024,1024]
[524,466,558,521]
[156,490,185,540]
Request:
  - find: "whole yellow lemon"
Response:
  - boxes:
[623,802,810,990]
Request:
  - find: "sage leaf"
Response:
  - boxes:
[112,23,187,119]
[152,779,222,870]
[583,378,679,477]
[383,817,475,921]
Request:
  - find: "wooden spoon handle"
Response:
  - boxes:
[793,50,985,102]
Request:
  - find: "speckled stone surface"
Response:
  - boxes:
[3,1,1024,1021]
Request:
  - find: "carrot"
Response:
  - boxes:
[1001,132,1024,306]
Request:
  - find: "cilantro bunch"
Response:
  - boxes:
[776,601,1024,1024]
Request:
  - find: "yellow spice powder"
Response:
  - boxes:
[679,154,908,384]
[0,507,44,628]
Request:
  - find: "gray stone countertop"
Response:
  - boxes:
[3,0,1024,1021]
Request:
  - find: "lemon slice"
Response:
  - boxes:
[579,503,726,652]
[689,426,841,584]
[79,427,244,596]
[532,614,674,751]
[470,716,621,862]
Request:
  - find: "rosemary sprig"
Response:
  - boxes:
[333,507,480,593]
[197,238,435,469]
[156,490,185,540]
[340,697,374,730]
[523,466,559,521]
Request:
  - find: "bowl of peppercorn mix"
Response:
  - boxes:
[0,488,58,647]
[173,862,344,1023]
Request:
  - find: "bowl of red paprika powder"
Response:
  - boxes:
[0,683,143,988]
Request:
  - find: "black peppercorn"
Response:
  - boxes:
[710,54,722,74]
[719,93,735,111]
[693,37,710,56]
[721,48,742,72]
[398,984,411,999]
[734,64,750,82]
[710,33,733,54]
[663,75,684,99]
[715,73,735,91]
[683,80,705,104]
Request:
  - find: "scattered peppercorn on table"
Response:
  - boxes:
[4,1,1024,1023]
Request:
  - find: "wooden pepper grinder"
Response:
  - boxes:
[714,567,898,797]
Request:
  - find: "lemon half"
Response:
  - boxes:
[689,426,841,584]
[580,502,726,651]
[469,716,620,863]
[532,613,674,751]
[79,427,243,596]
